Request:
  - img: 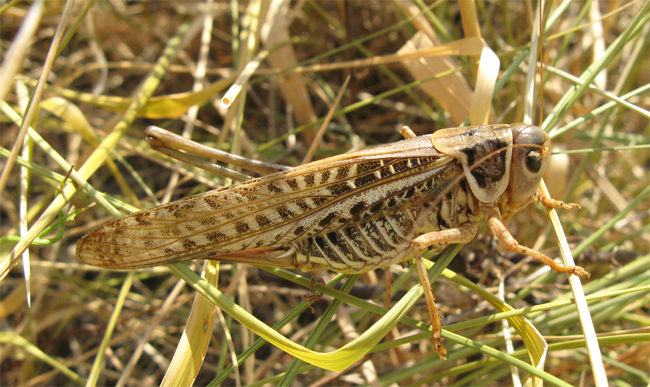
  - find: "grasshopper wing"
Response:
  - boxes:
[77,135,458,269]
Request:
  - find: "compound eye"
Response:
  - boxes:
[526,151,543,173]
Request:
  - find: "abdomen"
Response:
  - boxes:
[292,178,480,273]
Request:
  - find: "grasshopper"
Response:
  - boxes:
[76,123,588,359]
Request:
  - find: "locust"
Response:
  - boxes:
[76,122,588,359]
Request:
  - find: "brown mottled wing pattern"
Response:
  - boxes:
[76,135,458,269]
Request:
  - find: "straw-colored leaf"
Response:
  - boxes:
[161,262,218,386]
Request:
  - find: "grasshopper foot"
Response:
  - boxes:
[433,338,448,360]
[536,190,581,210]
[563,265,591,279]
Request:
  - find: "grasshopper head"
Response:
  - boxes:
[506,123,550,208]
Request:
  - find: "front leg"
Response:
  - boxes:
[483,207,590,278]
[535,189,581,211]
[411,222,478,360]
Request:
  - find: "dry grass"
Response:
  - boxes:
[1,1,648,386]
